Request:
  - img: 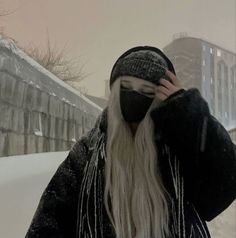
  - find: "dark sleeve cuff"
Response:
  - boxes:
[165,88,186,101]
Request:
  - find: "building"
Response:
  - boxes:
[163,35,236,142]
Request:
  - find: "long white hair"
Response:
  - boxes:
[104,77,172,238]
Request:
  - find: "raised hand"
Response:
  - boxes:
[155,69,184,101]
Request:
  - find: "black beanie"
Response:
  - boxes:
[109,46,176,89]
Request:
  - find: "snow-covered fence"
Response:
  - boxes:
[0,37,102,157]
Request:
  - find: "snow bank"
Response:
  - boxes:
[0,151,69,238]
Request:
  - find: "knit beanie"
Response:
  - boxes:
[109,46,176,89]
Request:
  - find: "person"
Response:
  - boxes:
[25,46,236,238]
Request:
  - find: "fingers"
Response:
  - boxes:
[154,69,183,101]
[165,69,181,87]
[159,78,175,89]
[155,85,169,96]
[154,85,170,102]
[155,91,166,101]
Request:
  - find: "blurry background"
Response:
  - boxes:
[0,0,235,237]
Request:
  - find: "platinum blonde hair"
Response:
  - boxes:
[104,77,172,238]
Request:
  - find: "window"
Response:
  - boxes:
[210,47,213,54]
[217,60,229,125]
[217,49,221,57]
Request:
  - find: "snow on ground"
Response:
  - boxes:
[0,151,69,238]
[207,201,236,238]
[0,151,235,238]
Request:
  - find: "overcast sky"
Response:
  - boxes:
[1,0,236,97]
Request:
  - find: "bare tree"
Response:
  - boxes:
[24,34,90,84]
[0,5,90,91]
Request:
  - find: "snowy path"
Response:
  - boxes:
[0,152,235,238]
[0,151,69,238]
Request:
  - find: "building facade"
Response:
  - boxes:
[163,36,236,142]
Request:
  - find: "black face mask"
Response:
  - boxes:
[120,90,154,123]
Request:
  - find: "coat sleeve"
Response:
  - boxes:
[25,140,87,238]
[150,88,236,221]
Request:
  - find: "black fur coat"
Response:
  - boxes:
[25,88,236,238]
